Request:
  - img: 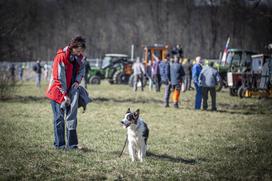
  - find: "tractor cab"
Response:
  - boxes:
[225,49,254,72]
[101,54,128,69]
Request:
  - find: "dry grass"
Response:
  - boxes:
[0,81,271,180]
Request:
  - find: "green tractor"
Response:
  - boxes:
[87,54,133,85]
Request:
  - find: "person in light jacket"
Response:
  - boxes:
[132,57,145,91]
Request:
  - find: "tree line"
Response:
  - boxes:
[0,0,272,61]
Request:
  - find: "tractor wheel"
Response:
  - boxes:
[229,88,237,96]
[89,76,101,84]
[113,71,129,84]
[216,80,223,92]
[238,86,246,98]
[128,75,134,87]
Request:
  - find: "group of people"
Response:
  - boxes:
[7,61,51,87]
[7,63,24,82]
[132,53,221,110]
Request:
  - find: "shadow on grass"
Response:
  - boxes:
[1,95,163,104]
[77,146,97,153]
[93,97,163,104]
[1,95,48,103]
[218,102,271,115]
[111,151,197,164]
[146,151,197,164]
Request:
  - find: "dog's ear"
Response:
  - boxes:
[133,109,140,119]
[126,108,131,113]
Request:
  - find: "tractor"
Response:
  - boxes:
[87,54,133,85]
[236,54,272,98]
[219,49,256,96]
[128,44,169,87]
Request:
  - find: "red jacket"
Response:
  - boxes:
[46,47,84,104]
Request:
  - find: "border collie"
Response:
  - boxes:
[121,108,149,162]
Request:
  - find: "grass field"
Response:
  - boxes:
[0,81,272,180]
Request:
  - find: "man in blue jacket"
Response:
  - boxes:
[159,54,171,107]
[199,61,221,111]
[192,56,203,110]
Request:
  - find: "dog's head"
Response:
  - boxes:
[120,108,140,128]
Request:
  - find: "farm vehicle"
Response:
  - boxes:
[87,54,133,85]
[236,54,272,98]
[217,49,256,95]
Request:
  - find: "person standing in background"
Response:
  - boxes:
[181,58,192,92]
[199,61,221,111]
[18,64,24,81]
[83,58,90,89]
[170,55,185,108]
[132,57,145,91]
[146,60,154,91]
[152,54,161,92]
[192,56,203,110]
[9,64,16,83]
[33,60,42,87]
[159,54,171,107]
[44,62,49,81]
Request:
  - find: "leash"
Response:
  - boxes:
[119,134,128,157]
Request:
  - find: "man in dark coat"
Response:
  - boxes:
[182,58,193,91]
[170,55,185,108]
[159,54,171,107]
[33,60,42,87]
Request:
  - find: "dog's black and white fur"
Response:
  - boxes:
[121,108,149,162]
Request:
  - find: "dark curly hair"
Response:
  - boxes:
[69,36,86,50]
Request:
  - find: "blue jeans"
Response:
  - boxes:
[51,94,78,149]
[35,73,41,87]
[194,82,202,110]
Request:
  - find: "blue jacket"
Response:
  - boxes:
[199,66,221,87]
[192,63,202,85]
[170,62,185,85]
[159,60,170,82]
